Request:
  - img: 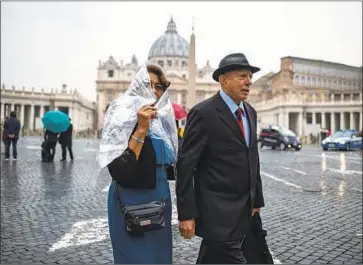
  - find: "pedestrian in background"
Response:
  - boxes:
[3,112,21,160]
[59,118,74,161]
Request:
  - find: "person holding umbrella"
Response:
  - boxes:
[172,102,187,151]
[41,110,71,162]
[58,117,74,161]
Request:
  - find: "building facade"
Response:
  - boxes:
[96,18,362,137]
[96,18,219,131]
[249,57,363,136]
[0,84,96,134]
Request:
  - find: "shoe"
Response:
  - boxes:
[60,159,66,161]
[13,158,18,161]
[5,158,9,161]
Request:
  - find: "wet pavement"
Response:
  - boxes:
[1,137,362,264]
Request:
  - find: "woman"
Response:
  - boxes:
[96,62,178,264]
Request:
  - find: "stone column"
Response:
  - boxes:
[321,112,326,129]
[177,92,182,105]
[331,112,336,133]
[74,108,78,132]
[360,112,363,131]
[68,105,73,120]
[312,112,316,124]
[20,104,25,127]
[298,111,304,137]
[350,112,354,130]
[340,112,344,130]
[29,104,34,131]
[286,111,289,129]
[1,103,4,121]
[279,109,284,127]
[40,105,44,118]
[330,94,334,102]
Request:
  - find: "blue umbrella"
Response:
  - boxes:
[41,110,70,133]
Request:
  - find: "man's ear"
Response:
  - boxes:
[219,74,226,86]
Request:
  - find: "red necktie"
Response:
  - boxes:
[236,108,246,140]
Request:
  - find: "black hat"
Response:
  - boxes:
[212,53,260,82]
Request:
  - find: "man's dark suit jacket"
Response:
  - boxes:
[176,91,265,242]
[3,117,20,139]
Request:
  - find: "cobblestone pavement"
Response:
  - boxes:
[1,137,362,264]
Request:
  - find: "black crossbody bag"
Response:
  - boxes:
[113,180,166,236]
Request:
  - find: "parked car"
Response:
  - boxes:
[321,129,362,151]
[258,125,302,151]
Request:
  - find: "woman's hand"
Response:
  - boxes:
[128,105,157,160]
[136,105,157,133]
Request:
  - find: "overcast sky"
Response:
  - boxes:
[1,2,362,101]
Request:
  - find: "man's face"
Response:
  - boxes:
[220,69,253,103]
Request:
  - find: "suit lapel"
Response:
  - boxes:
[244,102,256,148]
[214,93,248,147]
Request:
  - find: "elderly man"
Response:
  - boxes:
[176,53,265,263]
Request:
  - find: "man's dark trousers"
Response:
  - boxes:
[4,138,18,159]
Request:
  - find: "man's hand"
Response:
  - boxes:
[179,219,195,239]
[252,208,260,216]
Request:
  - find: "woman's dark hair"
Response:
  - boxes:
[10,111,16,118]
[146,64,171,89]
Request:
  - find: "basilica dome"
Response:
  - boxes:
[148,18,189,59]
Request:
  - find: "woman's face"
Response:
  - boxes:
[149,72,166,99]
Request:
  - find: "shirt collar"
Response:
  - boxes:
[219,89,246,116]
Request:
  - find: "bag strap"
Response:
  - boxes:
[113,180,126,214]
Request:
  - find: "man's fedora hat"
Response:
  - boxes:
[212,53,260,82]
